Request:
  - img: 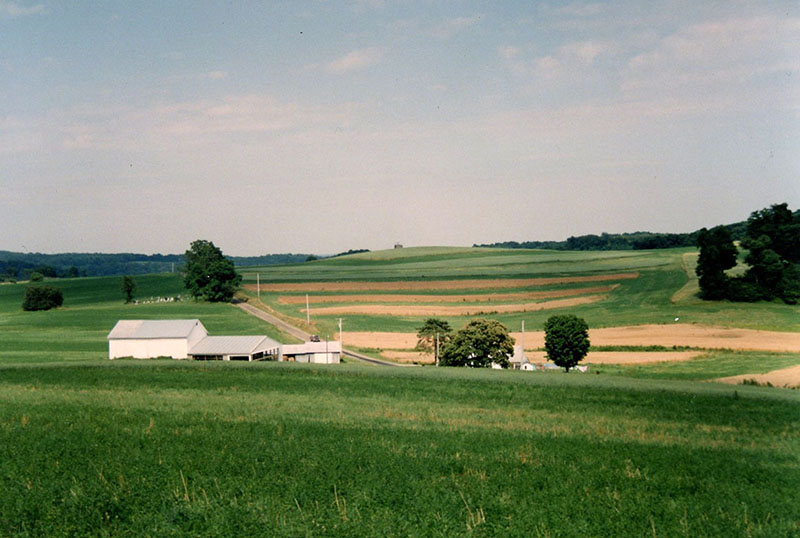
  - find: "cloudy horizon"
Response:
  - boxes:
[2,1,798,256]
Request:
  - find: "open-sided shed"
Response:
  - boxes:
[189,335,281,361]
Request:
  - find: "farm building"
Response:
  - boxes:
[282,341,341,364]
[188,335,281,361]
[108,319,207,359]
[108,319,336,363]
[509,344,535,370]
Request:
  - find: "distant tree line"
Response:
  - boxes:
[331,248,371,258]
[0,251,314,281]
[696,203,800,304]
[474,228,748,251]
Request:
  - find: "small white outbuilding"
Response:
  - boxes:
[281,341,342,364]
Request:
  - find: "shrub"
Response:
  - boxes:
[22,285,64,311]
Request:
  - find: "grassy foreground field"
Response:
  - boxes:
[1,361,798,537]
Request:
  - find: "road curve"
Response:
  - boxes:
[233,300,401,367]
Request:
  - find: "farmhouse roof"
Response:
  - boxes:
[107,319,204,340]
[189,335,280,355]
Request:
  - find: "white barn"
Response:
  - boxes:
[108,319,207,359]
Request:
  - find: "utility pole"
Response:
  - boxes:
[256,273,260,300]
[306,294,310,325]
[520,320,525,370]
[435,332,440,367]
[338,318,343,345]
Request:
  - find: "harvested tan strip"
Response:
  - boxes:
[346,332,418,349]
[714,365,800,388]
[588,324,800,352]
[523,351,704,364]
[380,351,434,364]
[254,272,639,292]
[278,285,618,304]
[307,295,605,316]
[378,350,701,365]
[345,325,800,353]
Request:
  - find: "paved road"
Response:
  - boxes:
[233,300,401,367]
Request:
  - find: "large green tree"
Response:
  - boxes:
[415,318,452,366]
[739,203,800,304]
[695,226,738,300]
[184,240,242,302]
[440,318,514,368]
[543,314,590,372]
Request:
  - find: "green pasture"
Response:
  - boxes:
[241,247,800,335]
[0,362,798,537]
[240,247,678,283]
[0,275,297,365]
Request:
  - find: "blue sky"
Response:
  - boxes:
[1,1,798,255]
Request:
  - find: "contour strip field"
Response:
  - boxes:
[252,272,639,292]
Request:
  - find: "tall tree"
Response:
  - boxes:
[440,319,515,368]
[543,314,590,372]
[121,275,137,303]
[183,240,242,302]
[739,203,800,303]
[695,226,737,300]
[415,318,452,366]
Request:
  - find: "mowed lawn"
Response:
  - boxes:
[0,362,798,537]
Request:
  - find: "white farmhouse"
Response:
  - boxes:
[108,319,207,359]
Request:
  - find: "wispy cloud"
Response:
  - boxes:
[325,47,383,74]
[430,14,483,39]
[622,15,800,105]
[204,70,228,80]
[0,0,46,16]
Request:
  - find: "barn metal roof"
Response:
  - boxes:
[189,335,281,356]
[107,319,205,339]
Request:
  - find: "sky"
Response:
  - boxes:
[1,1,798,255]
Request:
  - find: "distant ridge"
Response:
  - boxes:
[0,251,313,280]
[474,221,748,251]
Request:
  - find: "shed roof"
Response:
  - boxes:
[189,335,280,356]
[108,319,204,340]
